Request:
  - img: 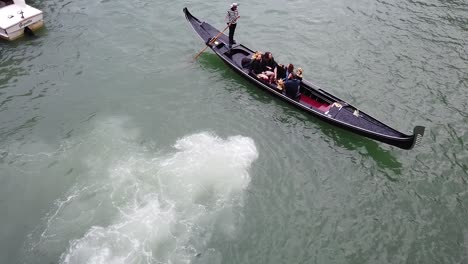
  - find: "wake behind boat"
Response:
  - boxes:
[183,7,424,150]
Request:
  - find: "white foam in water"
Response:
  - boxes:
[28,119,258,264]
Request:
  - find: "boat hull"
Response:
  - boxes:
[183,8,425,150]
[217,53,423,149]
[0,4,44,41]
[0,18,43,40]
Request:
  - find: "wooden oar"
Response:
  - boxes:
[193,16,239,61]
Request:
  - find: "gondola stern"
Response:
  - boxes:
[183,7,213,45]
[183,7,190,17]
[183,7,193,21]
[183,7,201,23]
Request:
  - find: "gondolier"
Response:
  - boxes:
[183,8,426,150]
[225,3,239,48]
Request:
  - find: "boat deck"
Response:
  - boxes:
[0,4,42,29]
[300,95,331,112]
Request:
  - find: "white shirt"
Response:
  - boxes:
[225,9,239,24]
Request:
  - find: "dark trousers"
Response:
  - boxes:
[228,23,237,45]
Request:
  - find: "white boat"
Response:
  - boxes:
[0,0,43,41]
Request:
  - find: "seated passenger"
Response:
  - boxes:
[251,52,269,82]
[262,52,278,83]
[296,67,303,81]
[262,52,277,70]
[276,64,286,80]
[250,52,262,73]
[282,64,295,81]
[284,73,301,100]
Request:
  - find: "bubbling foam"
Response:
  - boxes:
[28,124,258,264]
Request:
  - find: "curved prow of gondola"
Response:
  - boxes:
[409,126,425,149]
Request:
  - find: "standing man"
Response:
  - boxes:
[225,3,239,49]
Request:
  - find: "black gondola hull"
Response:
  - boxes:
[183,8,425,150]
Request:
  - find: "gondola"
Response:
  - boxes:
[183,7,425,150]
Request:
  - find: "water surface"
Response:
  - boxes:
[0,0,467,263]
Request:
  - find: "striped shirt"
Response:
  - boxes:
[225,9,239,24]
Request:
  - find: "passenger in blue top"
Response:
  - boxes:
[284,72,301,100]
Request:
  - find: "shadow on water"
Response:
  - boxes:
[197,52,403,175]
[318,124,403,177]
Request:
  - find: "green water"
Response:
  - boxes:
[1,0,467,263]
